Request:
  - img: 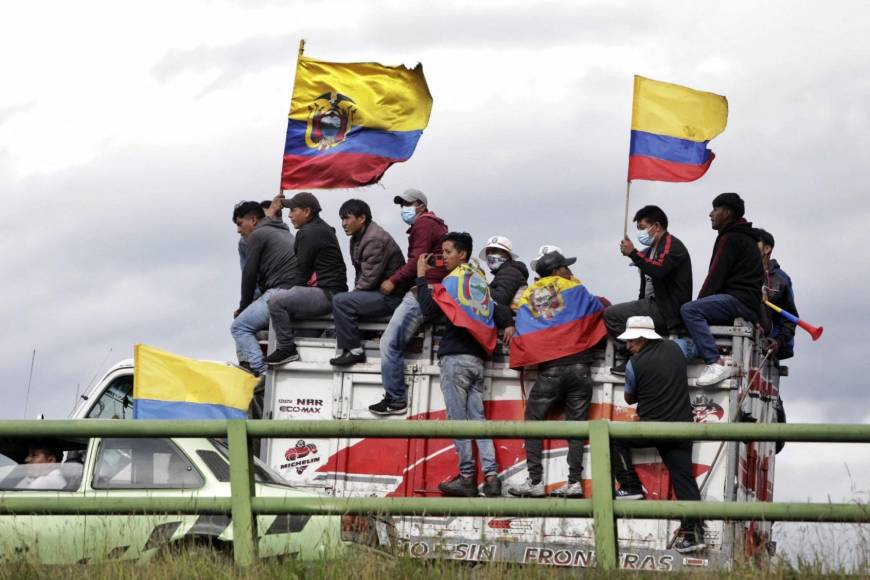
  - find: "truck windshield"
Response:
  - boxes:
[209,439,292,488]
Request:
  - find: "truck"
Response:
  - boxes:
[70,316,783,571]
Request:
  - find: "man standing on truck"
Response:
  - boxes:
[416,232,503,497]
[480,235,528,332]
[230,201,297,377]
[330,199,406,366]
[508,251,607,498]
[680,193,763,386]
[370,188,448,416]
[604,205,692,374]
[613,315,706,554]
[753,228,798,360]
[265,192,348,366]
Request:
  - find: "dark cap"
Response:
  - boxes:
[282,192,322,212]
[534,251,577,277]
[753,228,775,248]
[712,192,745,217]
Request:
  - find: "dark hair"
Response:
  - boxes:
[633,205,669,230]
[443,231,473,261]
[232,201,265,223]
[260,200,281,218]
[754,228,775,248]
[338,199,372,224]
[30,446,63,462]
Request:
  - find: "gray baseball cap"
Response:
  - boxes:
[393,188,428,206]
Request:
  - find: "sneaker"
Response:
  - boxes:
[508,477,546,498]
[438,474,478,497]
[610,360,627,376]
[696,361,731,386]
[482,474,502,497]
[368,397,407,416]
[329,350,366,366]
[550,481,584,498]
[674,528,706,553]
[614,487,644,500]
[265,346,300,366]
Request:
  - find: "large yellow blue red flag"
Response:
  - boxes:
[281,53,433,189]
[432,263,498,354]
[133,344,257,420]
[509,276,607,370]
[628,76,728,182]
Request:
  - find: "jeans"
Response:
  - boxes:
[267,287,335,349]
[523,363,593,483]
[680,294,757,364]
[603,298,666,341]
[440,354,497,478]
[332,290,402,351]
[231,288,283,375]
[379,291,425,404]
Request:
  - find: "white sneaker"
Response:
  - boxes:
[696,362,731,386]
[508,477,546,498]
[550,481,584,498]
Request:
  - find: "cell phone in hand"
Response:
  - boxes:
[427,253,444,268]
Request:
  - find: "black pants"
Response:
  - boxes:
[612,437,703,528]
[603,298,667,341]
[523,363,592,483]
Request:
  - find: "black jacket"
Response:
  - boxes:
[760,259,798,359]
[239,219,297,311]
[698,219,764,317]
[490,260,528,329]
[628,232,692,332]
[631,340,692,423]
[416,276,487,360]
[289,216,348,294]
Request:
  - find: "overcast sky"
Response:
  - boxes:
[1,0,867,564]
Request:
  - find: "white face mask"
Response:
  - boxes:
[486,255,508,272]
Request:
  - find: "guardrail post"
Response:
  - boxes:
[227,419,257,566]
[589,420,618,570]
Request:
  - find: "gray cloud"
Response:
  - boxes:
[0,101,36,127]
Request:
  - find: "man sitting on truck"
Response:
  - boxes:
[330,199,406,366]
[613,316,706,554]
[370,189,448,416]
[680,193,763,386]
[265,192,348,366]
[415,232,503,497]
[605,205,692,375]
[480,235,528,332]
[230,201,298,377]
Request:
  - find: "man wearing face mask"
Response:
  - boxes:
[370,188,448,415]
[604,205,692,375]
[479,236,528,345]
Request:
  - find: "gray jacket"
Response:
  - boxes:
[350,221,405,291]
[239,219,297,310]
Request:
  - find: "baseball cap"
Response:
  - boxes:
[283,192,322,212]
[529,244,563,273]
[534,251,577,278]
[393,188,428,206]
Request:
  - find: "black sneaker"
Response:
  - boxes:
[265,346,300,366]
[438,475,478,497]
[482,475,502,497]
[610,360,627,376]
[329,351,366,366]
[674,528,706,553]
[614,487,644,500]
[368,397,407,416]
[237,361,253,373]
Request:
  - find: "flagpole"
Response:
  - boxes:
[623,180,632,238]
[280,39,307,196]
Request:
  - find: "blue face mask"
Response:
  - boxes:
[400,207,417,225]
[636,227,654,246]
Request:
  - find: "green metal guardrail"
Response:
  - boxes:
[0,419,868,568]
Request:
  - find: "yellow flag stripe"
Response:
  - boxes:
[631,76,728,142]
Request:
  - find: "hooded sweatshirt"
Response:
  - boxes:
[239,219,297,310]
[389,211,448,289]
[698,218,764,316]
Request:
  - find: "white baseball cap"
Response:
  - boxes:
[529,244,563,273]
[478,235,518,260]
[617,316,663,341]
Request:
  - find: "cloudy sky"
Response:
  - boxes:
[1,0,867,563]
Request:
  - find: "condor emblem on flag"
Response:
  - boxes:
[433,263,497,355]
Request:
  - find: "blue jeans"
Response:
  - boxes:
[379,291,425,403]
[440,354,498,478]
[680,294,757,364]
[231,288,282,375]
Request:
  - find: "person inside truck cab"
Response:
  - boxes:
[16,445,67,490]
[330,199,406,367]
[370,188,448,416]
[265,191,348,367]
[230,200,298,377]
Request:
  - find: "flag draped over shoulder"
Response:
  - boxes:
[628,76,728,183]
[432,263,497,355]
[281,55,433,189]
[133,344,257,420]
[509,276,607,370]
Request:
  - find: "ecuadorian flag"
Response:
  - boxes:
[433,263,498,355]
[509,276,607,370]
[628,76,728,182]
[281,54,433,189]
[133,344,258,420]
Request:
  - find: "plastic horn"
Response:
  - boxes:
[764,300,823,341]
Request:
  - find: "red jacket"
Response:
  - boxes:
[389,211,448,288]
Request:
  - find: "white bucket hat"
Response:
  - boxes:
[617,316,663,341]
[529,244,563,273]
[478,235,518,260]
